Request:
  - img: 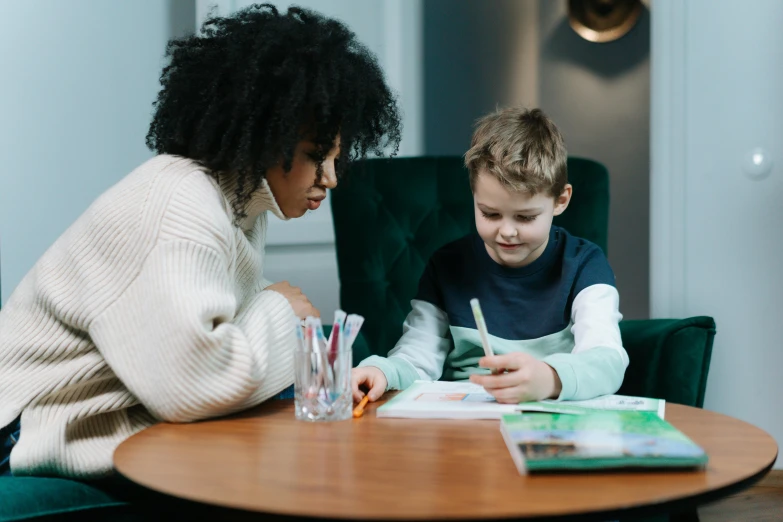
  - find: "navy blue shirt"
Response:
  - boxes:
[415,226,615,341]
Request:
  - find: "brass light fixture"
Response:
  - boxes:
[567,0,644,43]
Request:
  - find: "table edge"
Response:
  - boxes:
[113,402,780,521]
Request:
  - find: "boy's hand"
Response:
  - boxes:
[351,366,387,403]
[469,353,562,403]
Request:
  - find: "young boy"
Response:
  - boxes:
[351,107,628,405]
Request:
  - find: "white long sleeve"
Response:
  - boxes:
[544,284,628,400]
[90,240,295,423]
[0,155,297,478]
[358,299,451,389]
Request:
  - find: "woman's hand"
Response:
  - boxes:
[265,281,320,319]
[469,353,562,403]
[351,366,387,403]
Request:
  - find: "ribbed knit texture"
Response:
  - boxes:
[0,155,298,478]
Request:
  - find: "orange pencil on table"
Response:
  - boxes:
[353,395,370,418]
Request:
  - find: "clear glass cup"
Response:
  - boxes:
[294,345,352,422]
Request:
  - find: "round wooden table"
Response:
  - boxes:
[114,399,778,521]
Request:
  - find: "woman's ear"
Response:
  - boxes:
[552,184,573,217]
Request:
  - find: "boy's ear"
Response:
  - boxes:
[552,184,573,217]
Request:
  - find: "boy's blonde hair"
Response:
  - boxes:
[464,107,567,198]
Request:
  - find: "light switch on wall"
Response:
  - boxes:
[743,147,774,181]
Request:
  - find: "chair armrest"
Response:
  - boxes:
[618,317,716,407]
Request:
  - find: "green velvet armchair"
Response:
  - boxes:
[332,156,716,408]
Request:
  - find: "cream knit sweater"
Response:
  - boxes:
[0,155,298,478]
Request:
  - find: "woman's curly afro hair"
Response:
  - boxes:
[146,3,401,216]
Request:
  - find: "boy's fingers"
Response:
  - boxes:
[480,354,527,370]
[478,355,508,369]
[352,379,365,401]
[351,376,365,402]
[366,377,387,401]
[470,371,521,390]
[489,386,527,404]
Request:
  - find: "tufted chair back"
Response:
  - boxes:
[331,156,610,356]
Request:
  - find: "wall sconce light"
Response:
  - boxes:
[567,0,644,43]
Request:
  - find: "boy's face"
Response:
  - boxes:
[473,170,571,268]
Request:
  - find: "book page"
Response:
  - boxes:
[378,381,666,419]
[541,394,666,419]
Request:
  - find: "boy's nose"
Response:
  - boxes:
[500,224,518,239]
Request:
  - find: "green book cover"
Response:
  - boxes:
[500,411,708,474]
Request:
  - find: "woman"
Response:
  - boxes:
[0,4,400,479]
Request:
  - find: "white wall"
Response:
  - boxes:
[652,0,783,467]
[0,1,194,304]
[538,1,651,320]
[195,1,423,320]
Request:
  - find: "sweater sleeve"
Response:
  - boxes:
[543,284,628,401]
[358,299,452,390]
[89,239,298,423]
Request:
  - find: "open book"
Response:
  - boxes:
[376,380,666,420]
